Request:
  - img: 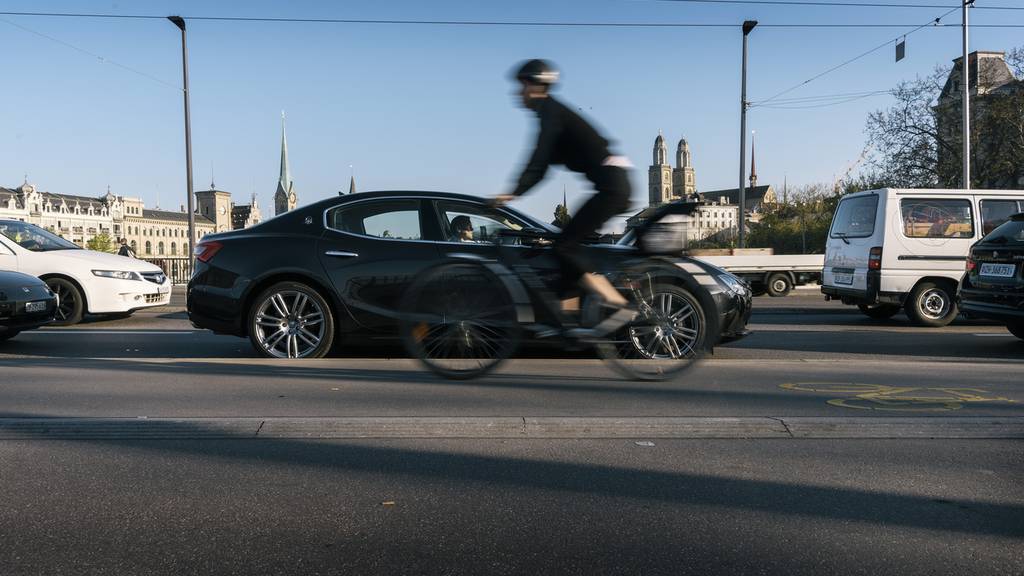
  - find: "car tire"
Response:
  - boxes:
[904,281,957,327]
[1007,323,1024,341]
[857,303,901,320]
[248,281,335,359]
[765,273,792,297]
[0,330,20,342]
[45,277,85,326]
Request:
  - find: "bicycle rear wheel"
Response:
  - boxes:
[400,262,522,380]
[586,271,706,381]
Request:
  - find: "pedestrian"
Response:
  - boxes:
[117,237,136,258]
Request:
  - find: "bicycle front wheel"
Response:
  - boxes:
[586,273,706,381]
[400,262,522,380]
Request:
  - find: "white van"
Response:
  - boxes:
[821,188,1024,326]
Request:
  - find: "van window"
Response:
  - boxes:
[830,194,878,238]
[980,200,1024,236]
[900,199,974,239]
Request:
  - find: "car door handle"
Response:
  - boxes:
[325,250,359,258]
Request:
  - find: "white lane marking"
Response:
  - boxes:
[973,333,1016,337]
[34,330,200,335]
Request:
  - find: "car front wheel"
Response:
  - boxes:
[248,281,335,359]
[45,277,85,326]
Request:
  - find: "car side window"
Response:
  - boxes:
[900,199,974,239]
[327,199,422,240]
[980,200,1023,236]
[435,201,526,243]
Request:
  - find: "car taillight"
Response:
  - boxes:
[965,255,976,273]
[194,241,222,263]
[868,246,882,271]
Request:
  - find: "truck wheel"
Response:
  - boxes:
[904,281,957,327]
[1007,323,1024,341]
[765,273,792,297]
[857,303,901,320]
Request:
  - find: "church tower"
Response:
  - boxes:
[672,138,696,198]
[648,132,672,206]
[274,112,297,216]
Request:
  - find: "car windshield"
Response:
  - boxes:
[979,217,1024,245]
[0,221,81,252]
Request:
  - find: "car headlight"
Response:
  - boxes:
[92,270,142,281]
[717,274,748,295]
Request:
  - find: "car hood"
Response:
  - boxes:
[41,249,162,272]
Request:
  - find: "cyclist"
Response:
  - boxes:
[493,59,633,313]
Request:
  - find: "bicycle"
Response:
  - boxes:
[399,201,715,381]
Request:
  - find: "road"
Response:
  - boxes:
[1,292,1022,575]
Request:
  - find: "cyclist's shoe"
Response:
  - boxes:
[564,300,637,340]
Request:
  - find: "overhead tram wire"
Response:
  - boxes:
[650,0,1023,10]
[0,11,1021,27]
[751,5,961,107]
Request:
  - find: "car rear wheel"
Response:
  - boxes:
[765,273,792,297]
[857,303,901,320]
[0,330,20,342]
[1007,323,1024,341]
[905,281,957,327]
[248,281,335,359]
[45,277,84,326]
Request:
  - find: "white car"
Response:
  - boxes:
[0,219,172,325]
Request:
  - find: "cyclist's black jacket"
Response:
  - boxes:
[511,96,611,197]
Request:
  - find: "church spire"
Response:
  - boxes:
[279,111,291,192]
[749,131,758,189]
[349,175,356,194]
[653,130,667,166]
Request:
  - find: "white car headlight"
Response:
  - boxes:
[717,274,748,295]
[92,270,142,281]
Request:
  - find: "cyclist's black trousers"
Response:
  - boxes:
[554,165,632,297]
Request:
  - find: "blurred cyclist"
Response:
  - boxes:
[493,59,632,311]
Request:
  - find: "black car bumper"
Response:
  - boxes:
[716,290,753,342]
[0,299,58,333]
[958,288,1024,324]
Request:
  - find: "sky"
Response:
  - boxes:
[1,0,1022,231]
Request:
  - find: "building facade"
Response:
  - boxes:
[1,180,260,257]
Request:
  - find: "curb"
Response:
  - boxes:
[1,417,1021,440]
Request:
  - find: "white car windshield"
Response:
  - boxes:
[0,221,81,252]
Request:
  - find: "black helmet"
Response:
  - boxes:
[513,59,559,86]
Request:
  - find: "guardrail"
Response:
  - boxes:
[141,257,192,285]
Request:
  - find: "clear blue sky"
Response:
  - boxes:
[1,0,1021,230]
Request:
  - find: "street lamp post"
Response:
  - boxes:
[961,0,974,190]
[738,20,757,249]
[168,16,196,269]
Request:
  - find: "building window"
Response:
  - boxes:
[170,242,177,255]
[158,242,165,255]
[145,241,152,255]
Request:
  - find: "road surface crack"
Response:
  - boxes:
[769,417,794,438]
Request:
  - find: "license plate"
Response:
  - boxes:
[157,285,171,295]
[25,300,48,313]
[979,263,1015,278]
[834,273,854,285]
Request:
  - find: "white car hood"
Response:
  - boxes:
[37,249,162,272]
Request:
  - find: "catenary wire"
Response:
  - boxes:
[650,0,1023,10]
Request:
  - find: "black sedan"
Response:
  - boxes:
[0,270,58,341]
[958,213,1024,342]
[187,191,751,358]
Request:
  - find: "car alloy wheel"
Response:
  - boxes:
[249,282,334,359]
[45,277,84,326]
[628,287,703,360]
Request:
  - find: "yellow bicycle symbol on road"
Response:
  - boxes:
[780,383,1017,412]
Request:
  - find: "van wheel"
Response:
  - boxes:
[857,303,900,320]
[766,273,792,297]
[905,282,957,327]
[1007,323,1024,341]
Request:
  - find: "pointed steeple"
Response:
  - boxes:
[653,130,668,166]
[274,111,296,215]
[749,131,758,189]
[562,184,567,209]
[349,175,356,194]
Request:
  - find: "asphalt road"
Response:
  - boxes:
[1,292,1022,575]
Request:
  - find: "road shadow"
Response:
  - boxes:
[0,411,1020,539]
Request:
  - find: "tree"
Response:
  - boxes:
[86,232,115,253]
[863,46,1024,189]
[746,183,840,254]
[552,203,570,228]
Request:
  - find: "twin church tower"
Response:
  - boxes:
[648,132,696,207]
